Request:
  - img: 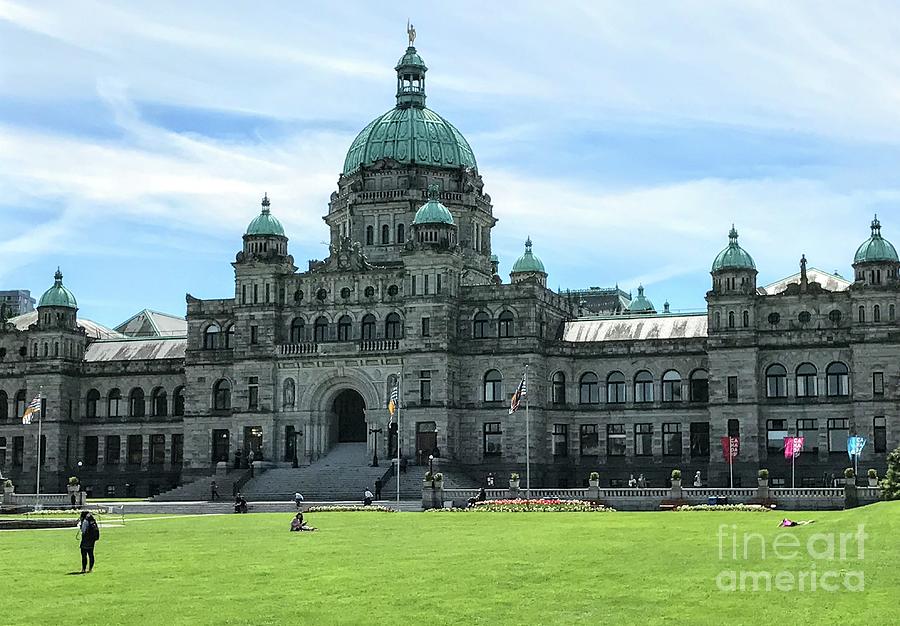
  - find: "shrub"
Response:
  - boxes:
[675,504,773,512]
[423,472,433,482]
[510,473,520,481]
[68,476,80,486]
[671,469,681,480]
[867,469,877,479]
[758,469,769,480]
[305,505,396,513]
[880,445,900,500]
[472,498,616,513]
[3,479,13,489]
[844,467,855,479]
[433,473,443,482]
[589,472,600,481]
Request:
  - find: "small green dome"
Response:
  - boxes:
[38,268,77,309]
[511,237,546,274]
[712,226,756,272]
[628,285,655,312]
[854,216,898,264]
[413,185,455,225]
[246,194,285,237]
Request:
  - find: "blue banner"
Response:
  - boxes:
[847,436,867,458]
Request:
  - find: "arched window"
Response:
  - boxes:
[473,312,489,338]
[0,390,7,420]
[634,371,654,403]
[874,305,881,322]
[213,379,232,410]
[290,318,305,343]
[742,311,750,328]
[385,313,402,339]
[381,224,390,244]
[484,370,502,402]
[224,324,235,349]
[796,363,818,397]
[579,372,600,404]
[662,370,682,402]
[314,317,329,342]
[173,386,185,416]
[826,362,850,397]
[858,306,866,322]
[203,323,220,350]
[129,388,145,417]
[728,311,735,328]
[498,311,514,338]
[765,364,787,398]
[606,372,626,403]
[366,226,374,245]
[361,314,376,340]
[108,389,122,418]
[689,369,709,402]
[338,315,352,341]
[151,387,167,417]
[85,389,100,418]
[714,311,721,329]
[397,223,405,243]
[551,372,566,405]
[14,390,26,418]
[283,378,295,410]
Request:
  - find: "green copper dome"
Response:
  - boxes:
[342,45,477,175]
[38,268,77,309]
[711,226,756,272]
[628,285,655,312]
[413,185,455,225]
[511,237,546,274]
[854,216,898,264]
[246,194,285,237]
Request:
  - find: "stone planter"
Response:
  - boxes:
[509,479,520,490]
[758,479,769,488]
[588,479,600,488]
[66,484,80,494]
[671,479,682,489]
[421,480,443,510]
[868,477,878,487]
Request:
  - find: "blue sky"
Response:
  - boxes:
[1,1,899,327]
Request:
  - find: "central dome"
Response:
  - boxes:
[342,44,477,175]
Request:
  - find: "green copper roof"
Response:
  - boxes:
[413,184,455,225]
[246,194,285,237]
[628,285,655,312]
[342,44,477,174]
[711,226,756,272]
[38,268,77,309]
[511,237,546,274]
[854,216,898,263]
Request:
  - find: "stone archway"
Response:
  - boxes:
[334,389,367,443]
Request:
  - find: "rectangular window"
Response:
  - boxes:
[874,417,887,453]
[771,477,786,487]
[105,435,120,465]
[579,424,599,456]
[436,274,442,294]
[634,423,653,456]
[106,485,117,497]
[873,372,884,396]
[421,317,431,337]
[241,285,247,305]
[419,371,432,405]
[424,275,430,295]
[250,325,258,345]
[84,436,99,466]
[483,422,502,456]
[13,436,24,467]
[552,424,568,457]
[253,284,258,304]
[249,385,259,410]
[797,419,819,453]
[149,434,165,464]
[171,433,183,465]
[411,276,417,296]
[662,423,682,456]
[127,434,142,465]
[827,418,849,453]
[265,283,270,303]
[766,419,788,453]
[606,424,626,456]
[690,423,710,457]
[0,437,6,468]
[727,376,738,401]
[39,435,46,466]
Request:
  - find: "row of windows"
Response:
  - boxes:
[473,311,516,338]
[0,434,184,469]
[287,313,403,343]
[84,387,185,419]
[365,223,405,246]
[765,417,888,453]
[715,304,898,331]
[764,362,853,398]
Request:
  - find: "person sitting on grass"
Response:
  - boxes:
[290,512,316,532]
[234,494,248,514]
[363,488,374,506]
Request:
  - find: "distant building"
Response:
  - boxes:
[0,290,35,319]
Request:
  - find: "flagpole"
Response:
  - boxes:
[791,448,795,490]
[35,390,42,509]
[524,365,530,499]
[396,369,402,504]
[728,440,733,490]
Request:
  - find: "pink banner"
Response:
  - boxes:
[784,436,804,459]
[721,436,740,462]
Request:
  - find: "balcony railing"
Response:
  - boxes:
[359,339,400,352]
[280,343,319,355]
[279,340,401,355]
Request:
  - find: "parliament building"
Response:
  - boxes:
[1,40,897,496]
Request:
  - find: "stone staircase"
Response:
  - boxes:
[152,470,246,502]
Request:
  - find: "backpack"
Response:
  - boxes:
[86,519,100,542]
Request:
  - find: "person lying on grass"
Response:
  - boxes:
[290,512,317,532]
[780,518,815,527]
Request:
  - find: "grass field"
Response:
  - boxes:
[3,503,899,625]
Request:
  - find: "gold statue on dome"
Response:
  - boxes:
[407,20,416,46]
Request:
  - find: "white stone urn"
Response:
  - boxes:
[671,479,682,489]
[509,477,520,490]
[66,483,80,495]
[588,477,600,488]
[3,481,13,495]
[758,478,769,488]
[868,477,878,487]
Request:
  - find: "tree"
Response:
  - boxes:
[880,445,900,500]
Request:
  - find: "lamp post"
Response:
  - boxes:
[369,427,382,467]
[428,454,434,487]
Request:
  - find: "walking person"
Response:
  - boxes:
[78,511,100,574]
[248,450,256,478]
[210,480,220,501]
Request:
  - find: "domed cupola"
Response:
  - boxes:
[710,226,757,294]
[853,215,899,286]
[627,285,656,314]
[241,194,289,260]
[37,268,78,329]
[510,237,548,287]
[412,184,457,247]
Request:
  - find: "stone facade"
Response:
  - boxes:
[0,42,898,497]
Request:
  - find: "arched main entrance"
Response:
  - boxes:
[334,389,367,443]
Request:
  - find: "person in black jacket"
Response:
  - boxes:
[78,511,99,573]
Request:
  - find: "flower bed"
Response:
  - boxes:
[305,505,396,513]
[471,499,616,513]
[675,504,773,512]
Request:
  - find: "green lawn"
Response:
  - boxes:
[3,503,899,625]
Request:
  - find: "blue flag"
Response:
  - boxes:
[847,436,867,459]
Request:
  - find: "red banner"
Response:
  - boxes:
[721,436,740,462]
